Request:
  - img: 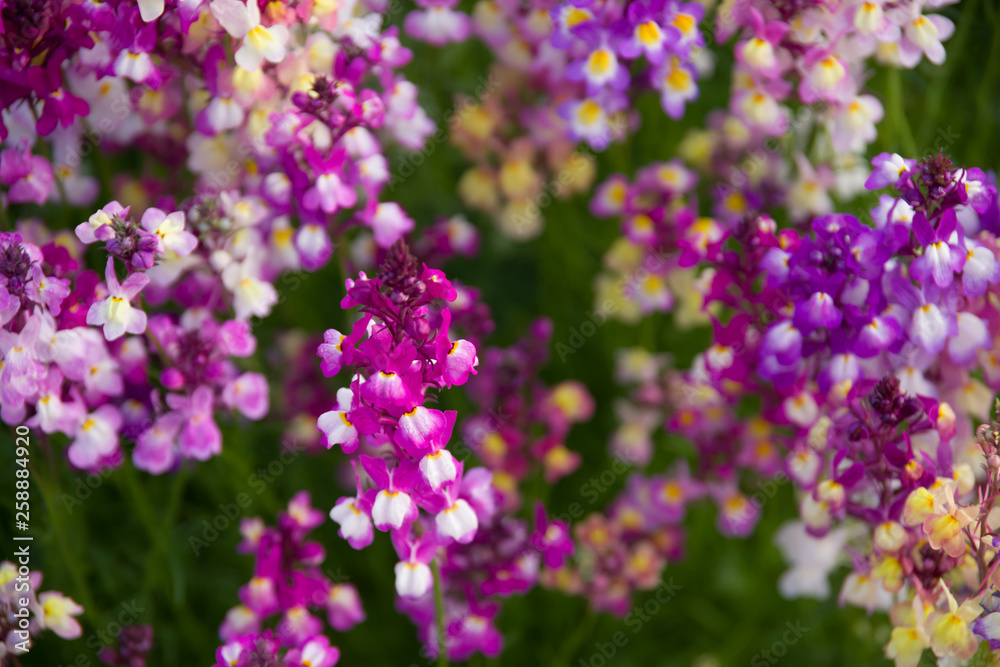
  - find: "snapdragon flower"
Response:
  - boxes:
[599,152,1000,665]
[0,561,84,657]
[214,494,357,666]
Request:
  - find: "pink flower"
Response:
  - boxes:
[394,407,457,458]
[318,388,360,453]
[35,591,84,639]
[140,208,198,257]
[404,0,470,45]
[68,405,122,470]
[326,583,365,631]
[0,140,53,204]
[441,339,478,385]
[367,202,415,249]
[222,372,270,420]
[169,386,222,460]
[362,455,420,531]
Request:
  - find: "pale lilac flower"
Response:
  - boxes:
[86,259,150,341]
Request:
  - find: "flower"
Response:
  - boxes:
[86,259,149,341]
[35,591,84,639]
[210,0,290,71]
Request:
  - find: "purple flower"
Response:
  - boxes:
[302,147,356,214]
[366,202,415,249]
[318,387,360,453]
[960,241,1000,297]
[0,140,53,204]
[325,583,365,631]
[794,291,842,332]
[27,51,90,136]
[26,263,70,315]
[222,372,269,420]
[394,407,456,458]
[404,0,470,45]
[865,152,916,190]
[140,208,198,257]
[168,386,222,460]
[853,315,901,358]
[76,201,128,245]
[390,528,444,598]
[908,302,956,356]
[329,484,375,549]
[910,209,965,288]
[68,405,122,470]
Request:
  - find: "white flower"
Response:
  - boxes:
[221,254,278,320]
[86,259,150,341]
[394,560,432,598]
[138,0,165,21]
[435,498,478,543]
[210,0,289,71]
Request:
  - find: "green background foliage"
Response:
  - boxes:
[2,1,999,665]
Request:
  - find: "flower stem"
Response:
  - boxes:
[31,456,98,625]
[431,557,449,667]
[552,607,597,667]
[886,68,917,158]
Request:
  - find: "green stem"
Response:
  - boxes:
[120,462,179,611]
[431,558,449,667]
[161,470,188,607]
[32,458,99,624]
[971,13,1000,166]
[886,68,917,158]
[552,607,597,667]
[135,468,188,608]
[917,0,979,149]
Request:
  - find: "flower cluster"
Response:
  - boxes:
[675,0,959,224]
[0,561,84,662]
[214,492,363,667]
[589,160,715,325]
[466,0,710,146]
[439,0,711,239]
[318,243,489,613]
[99,625,155,667]
[0,215,268,473]
[449,63,598,240]
[462,317,595,508]
[541,477,686,615]
[397,496,574,661]
[2,0,433,242]
[611,152,1000,663]
[2,0,451,474]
